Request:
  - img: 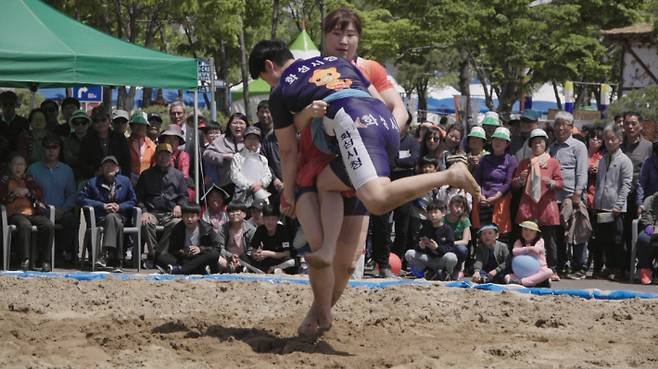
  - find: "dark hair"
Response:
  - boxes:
[227,202,248,213]
[262,204,280,217]
[587,126,605,153]
[420,128,442,157]
[449,195,470,215]
[257,100,269,111]
[0,90,18,103]
[41,133,62,148]
[40,99,58,111]
[404,110,413,127]
[426,199,447,212]
[181,202,202,215]
[61,97,81,109]
[27,108,46,123]
[418,156,439,169]
[323,7,362,36]
[623,111,642,122]
[226,113,250,142]
[248,39,294,80]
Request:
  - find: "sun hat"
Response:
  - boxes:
[244,125,262,139]
[129,112,149,126]
[112,109,130,122]
[68,110,91,125]
[521,109,540,122]
[528,128,549,147]
[491,126,511,142]
[158,124,186,145]
[519,220,541,232]
[468,126,487,140]
[478,224,499,234]
[155,143,173,153]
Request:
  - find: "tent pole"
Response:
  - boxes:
[194,89,200,204]
[210,57,217,122]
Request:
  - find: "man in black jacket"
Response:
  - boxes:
[79,106,131,179]
[156,202,221,274]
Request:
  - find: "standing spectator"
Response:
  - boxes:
[146,113,163,142]
[60,97,80,126]
[548,111,589,278]
[505,220,553,287]
[127,112,156,185]
[0,154,53,272]
[78,156,136,271]
[159,124,190,180]
[260,115,284,195]
[229,126,272,208]
[40,99,68,136]
[200,184,230,233]
[466,126,489,174]
[203,113,248,189]
[62,110,91,182]
[471,224,510,284]
[111,110,130,138]
[217,201,256,272]
[249,204,295,273]
[405,200,459,281]
[17,108,49,164]
[512,128,563,279]
[480,113,501,148]
[585,127,605,209]
[156,202,221,275]
[79,107,131,179]
[253,100,273,137]
[592,124,633,281]
[438,124,465,171]
[419,127,442,161]
[474,127,518,244]
[168,101,186,131]
[0,90,28,147]
[27,134,78,265]
[511,110,540,162]
[637,193,658,284]
[198,120,222,188]
[136,143,187,265]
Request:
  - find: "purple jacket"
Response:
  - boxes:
[475,153,518,199]
[638,154,658,206]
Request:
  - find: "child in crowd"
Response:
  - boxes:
[200,184,230,233]
[412,156,441,221]
[405,200,459,281]
[249,204,296,273]
[471,224,509,284]
[505,220,553,287]
[444,195,471,278]
[230,126,272,208]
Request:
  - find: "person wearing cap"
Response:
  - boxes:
[466,126,489,174]
[78,155,137,271]
[480,112,501,147]
[159,124,191,188]
[230,125,272,209]
[112,110,130,138]
[200,184,230,233]
[512,128,563,278]
[79,106,131,180]
[505,220,553,287]
[127,111,156,185]
[40,99,68,136]
[146,113,163,142]
[17,108,50,164]
[156,202,221,275]
[254,100,274,137]
[548,111,589,278]
[0,90,29,146]
[136,142,188,266]
[62,110,91,182]
[249,204,296,273]
[217,201,256,272]
[511,109,540,162]
[27,134,78,265]
[474,126,518,243]
[61,97,81,125]
[203,113,249,188]
[471,224,510,284]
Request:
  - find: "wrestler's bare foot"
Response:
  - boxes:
[297,306,319,337]
[445,162,480,201]
[304,247,334,268]
[316,306,333,334]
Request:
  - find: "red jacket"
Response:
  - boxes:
[512,157,563,226]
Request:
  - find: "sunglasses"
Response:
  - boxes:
[426,136,441,142]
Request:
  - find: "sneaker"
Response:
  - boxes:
[378,267,397,279]
[20,259,30,272]
[111,267,123,273]
[41,262,52,273]
[95,257,107,269]
[566,270,586,280]
[155,265,167,274]
[639,268,652,285]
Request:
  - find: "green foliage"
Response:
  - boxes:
[608,85,658,122]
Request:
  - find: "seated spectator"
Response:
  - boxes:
[79,106,131,179]
[230,126,272,208]
[217,201,256,272]
[637,141,658,209]
[127,112,156,185]
[136,143,187,265]
[62,110,91,182]
[511,128,563,280]
[0,90,29,149]
[17,108,49,164]
[246,203,264,228]
[27,134,78,265]
[111,110,130,138]
[249,204,295,273]
[0,154,54,272]
[405,200,459,281]
[505,220,552,287]
[203,112,248,189]
[156,202,221,275]
[78,156,136,271]
[146,113,163,142]
[60,97,80,126]
[40,99,69,137]
[637,192,658,285]
[592,124,633,281]
[471,224,509,284]
[201,184,230,233]
[444,195,471,278]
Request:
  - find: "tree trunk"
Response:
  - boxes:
[416,77,429,122]
[102,86,113,114]
[318,0,325,51]
[271,0,280,39]
[239,25,250,120]
[552,80,562,110]
[458,49,471,125]
[217,38,231,116]
[143,88,152,108]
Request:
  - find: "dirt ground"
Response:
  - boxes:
[1,276,657,369]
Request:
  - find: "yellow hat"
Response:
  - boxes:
[156,143,173,153]
[519,220,540,232]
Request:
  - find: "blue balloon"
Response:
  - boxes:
[512,255,541,278]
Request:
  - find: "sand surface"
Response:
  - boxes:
[1,276,657,369]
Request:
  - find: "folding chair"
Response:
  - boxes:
[83,206,143,272]
[1,204,56,271]
[629,218,639,283]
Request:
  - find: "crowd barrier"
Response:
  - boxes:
[1,271,656,300]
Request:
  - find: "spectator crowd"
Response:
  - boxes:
[1,88,657,286]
